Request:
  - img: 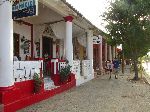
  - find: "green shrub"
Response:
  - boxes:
[33,73,43,93]
[59,65,72,82]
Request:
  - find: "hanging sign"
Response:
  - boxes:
[12,0,38,19]
[93,36,102,44]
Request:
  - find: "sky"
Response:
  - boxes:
[66,0,111,32]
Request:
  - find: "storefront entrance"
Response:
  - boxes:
[42,36,53,77]
[42,36,53,58]
[13,33,20,58]
[93,44,99,70]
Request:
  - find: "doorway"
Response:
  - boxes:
[42,36,53,58]
[42,36,53,77]
[93,44,99,70]
[13,33,20,58]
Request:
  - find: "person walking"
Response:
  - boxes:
[105,60,113,79]
[113,58,120,79]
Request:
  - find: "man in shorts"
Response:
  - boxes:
[106,60,113,79]
[113,58,120,79]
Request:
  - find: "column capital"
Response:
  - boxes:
[64,16,74,22]
[86,30,93,36]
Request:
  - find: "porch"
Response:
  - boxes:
[0,1,94,111]
[12,1,94,87]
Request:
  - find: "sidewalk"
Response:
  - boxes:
[18,69,150,112]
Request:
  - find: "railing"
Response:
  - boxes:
[50,59,66,75]
[53,59,90,77]
[58,60,80,77]
[58,61,66,71]
[72,60,80,78]
[82,60,91,78]
[13,61,43,82]
[51,59,80,76]
[50,59,92,80]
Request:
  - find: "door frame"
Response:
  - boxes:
[42,36,53,58]
[13,33,20,57]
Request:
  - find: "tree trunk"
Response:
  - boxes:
[139,57,143,78]
[131,47,139,80]
[133,58,139,80]
[122,51,125,74]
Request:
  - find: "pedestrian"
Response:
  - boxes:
[113,58,120,79]
[105,60,113,79]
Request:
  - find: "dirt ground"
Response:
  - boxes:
[18,70,150,112]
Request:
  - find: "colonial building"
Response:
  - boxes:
[0,0,113,111]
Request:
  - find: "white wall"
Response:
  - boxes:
[34,24,65,58]
[13,21,67,59]
[13,22,31,60]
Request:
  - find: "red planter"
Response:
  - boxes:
[0,75,76,112]
[51,74,61,86]
[51,73,75,86]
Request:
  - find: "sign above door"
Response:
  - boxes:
[12,0,38,19]
[93,36,102,44]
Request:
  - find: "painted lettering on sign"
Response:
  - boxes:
[93,36,102,44]
[12,0,35,11]
[12,0,38,19]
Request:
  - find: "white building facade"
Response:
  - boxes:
[0,0,106,111]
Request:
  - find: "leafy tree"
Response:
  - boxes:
[103,0,150,80]
[142,55,150,62]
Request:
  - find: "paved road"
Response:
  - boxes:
[19,71,150,112]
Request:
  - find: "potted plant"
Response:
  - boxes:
[33,73,43,93]
[59,64,72,83]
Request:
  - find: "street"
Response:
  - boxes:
[19,71,150,112]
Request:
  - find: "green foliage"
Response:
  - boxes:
[33,73,43,93]
[103,0,150,59]
[103,0,150,79]
[59,65,72,82]
[142,55,150,62]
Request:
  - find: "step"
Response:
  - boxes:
[44,78,55,90]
